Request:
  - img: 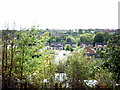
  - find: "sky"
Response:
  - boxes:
[0,0,119,30]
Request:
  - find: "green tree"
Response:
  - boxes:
[2,30,10,88]
[66,38,71,42]
[116,29,120,35]
[99,36,120,83]
[78,29,83,34]
[31,49,56,88]
[95,67,115,88]
[80,33,94,43]
[15,27,56,88]
[14,27,45,88]
[94,32,112,43]
[94,32,104,43]
[65,47,95,88]
[2,26,56,88]
[103,32,112,43]
[65,45,73,51]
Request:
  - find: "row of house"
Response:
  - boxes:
[53,29,117,34]
[95,29,117,34]
[49,42,108,50]
[48,42,116,58]
[49,42,76,50]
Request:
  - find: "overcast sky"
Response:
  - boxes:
[0,0,119,30]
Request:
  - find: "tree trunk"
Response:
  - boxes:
[20,49,25,89]
[9,30,14,88]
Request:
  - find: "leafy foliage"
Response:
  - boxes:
[2,28,119,89]
[79,33,94,43]
[95,67,115,88]
[2,26,56,88]
[94,32,112,43]
[99,37,120,82]
[65,47,96,88]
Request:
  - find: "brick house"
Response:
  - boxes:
[84,46,97,57]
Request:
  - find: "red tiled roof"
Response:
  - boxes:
[85,46,95,54]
